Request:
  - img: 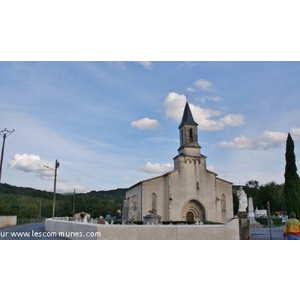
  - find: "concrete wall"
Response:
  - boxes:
[0,216,17,228]
[45,218,240,240]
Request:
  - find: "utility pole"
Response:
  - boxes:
[73,188,76,217]
[44,159,59,218]
[39,198,42,218]
[0,128,15,184]
[52,159,59,219]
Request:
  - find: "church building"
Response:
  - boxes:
[123,102,234,223]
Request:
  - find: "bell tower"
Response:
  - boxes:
[177,102,201,156]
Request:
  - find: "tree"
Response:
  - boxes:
[259,181,284,212]
[245,179,260,190]
[232,190,239,215]
[284,133,300,217]
[244,180,261,208]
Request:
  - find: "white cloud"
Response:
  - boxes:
[131,118,160,131]
[164,92,244,131]
[219,114,245,127]
[195,79,214,92]
[56,182,86,193]
[291,128,300,139]
[9,153,87,193]
[140,162,173,174]
[219,131,288,150]
[110,61,126,69]
[164,92,187,122]
[9,154,56,180]
[195,95,221,103]
[178,62,198,68]
[187,87,195,93]
[136,61,153,70]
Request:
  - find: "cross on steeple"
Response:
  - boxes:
[185,93,189,101]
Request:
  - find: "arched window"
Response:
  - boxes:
[152,193,157,214]
[189,128,194,143]
[180,129,184,145]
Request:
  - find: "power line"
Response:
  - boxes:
[60,162,119,186]
[0,116,36,155]
[0,117,119,188]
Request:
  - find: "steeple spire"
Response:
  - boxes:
[178,102,198,129]
[177,101,201,156]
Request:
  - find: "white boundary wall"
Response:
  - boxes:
[45,218,239,240]
[0,216,17,228]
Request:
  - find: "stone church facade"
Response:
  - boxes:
[123,102,234,223]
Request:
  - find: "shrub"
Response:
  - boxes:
[271,217,283,226]
[255,217,282,226]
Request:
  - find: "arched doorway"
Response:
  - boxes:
[186,211,194,222]
[182,200,206,222]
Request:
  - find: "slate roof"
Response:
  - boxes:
[178,102,198,128]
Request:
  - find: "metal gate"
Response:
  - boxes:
[250,201,284,240]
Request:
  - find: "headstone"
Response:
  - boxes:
[247,197,261,226]
[247,197,255,219]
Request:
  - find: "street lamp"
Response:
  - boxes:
[44,159,59,218]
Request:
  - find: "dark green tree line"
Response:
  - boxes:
[0,185,125,219]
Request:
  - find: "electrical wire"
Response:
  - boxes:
[59,162,119,186]
[0,115,120,188]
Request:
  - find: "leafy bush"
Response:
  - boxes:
[255,217,282,226]
[271,217,282,226]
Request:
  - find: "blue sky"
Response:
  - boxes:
[1,61,300,193]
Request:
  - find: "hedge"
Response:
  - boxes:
[255,217,282,226]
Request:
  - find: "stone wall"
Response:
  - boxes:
[45,218,240,240]
[0,216,17,228]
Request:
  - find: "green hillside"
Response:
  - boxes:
[0,183,126,219]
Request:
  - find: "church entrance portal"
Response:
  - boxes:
[182,200,205,222]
